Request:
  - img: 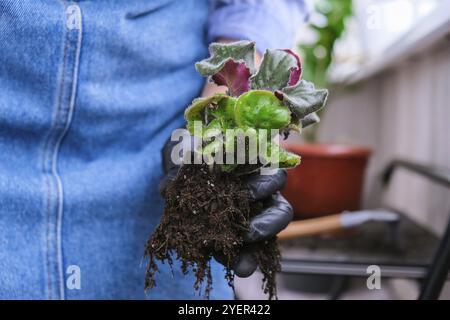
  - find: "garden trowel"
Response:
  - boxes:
[278,209,400,240]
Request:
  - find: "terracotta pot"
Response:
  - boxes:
[282,143,371,220]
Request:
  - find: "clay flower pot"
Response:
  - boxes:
[282,143,372,220]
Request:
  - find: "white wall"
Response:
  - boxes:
[317,40,450,235]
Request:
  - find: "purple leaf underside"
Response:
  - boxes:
[283,49,302,86]
[211,60,251,97]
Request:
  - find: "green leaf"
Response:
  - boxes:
[207,96,236,129]
[195,41,256,76]
[205,118,223,131]
[251,50,299,90]
[185,95,226,121]
[184,94,230,134]
[279,150,301,168]
[234,90,291,129]
[280,80,328,119]
[267,142,301,168]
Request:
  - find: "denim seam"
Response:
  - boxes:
[43,171,53,299]
[53,1,83,300]
[42,12,68,300]
[41,0,82,300]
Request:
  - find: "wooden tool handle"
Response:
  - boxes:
[278,214,343,240]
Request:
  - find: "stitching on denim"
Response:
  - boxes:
[44,168,53,299]
[44,30,68,302]
[51,0,83,300]
[42,29,68,302]
[53,3,83,300]
[41,0,69,300]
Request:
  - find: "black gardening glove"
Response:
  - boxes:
[159,139,182,195]
[231,170,293,277]
[159,137,293,278]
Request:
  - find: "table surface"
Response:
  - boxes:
[280,211,443,278]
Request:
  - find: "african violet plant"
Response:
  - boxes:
[185,41,328,171]
[144,41,328,300]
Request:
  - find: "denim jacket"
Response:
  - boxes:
[0,0,306,299]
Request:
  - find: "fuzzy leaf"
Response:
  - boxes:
[206,96,236,130]
[185,94,229,134]
[185,94,228,121]
[278,149,301,168]
[234,90,291,129]
[265,142,301,168]
[211,60,251,96]
[195,41,256,75]
[251,49,300,90]
[301,112,320,128]
[280,80,328,119]
[195,41,256,96]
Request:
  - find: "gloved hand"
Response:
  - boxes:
[159,138,183,195]
[159,137,293,278]
[232,170,293,277]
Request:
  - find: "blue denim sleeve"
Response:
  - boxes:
[208,0,309,53]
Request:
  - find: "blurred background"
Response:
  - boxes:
[236,0,450,300]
